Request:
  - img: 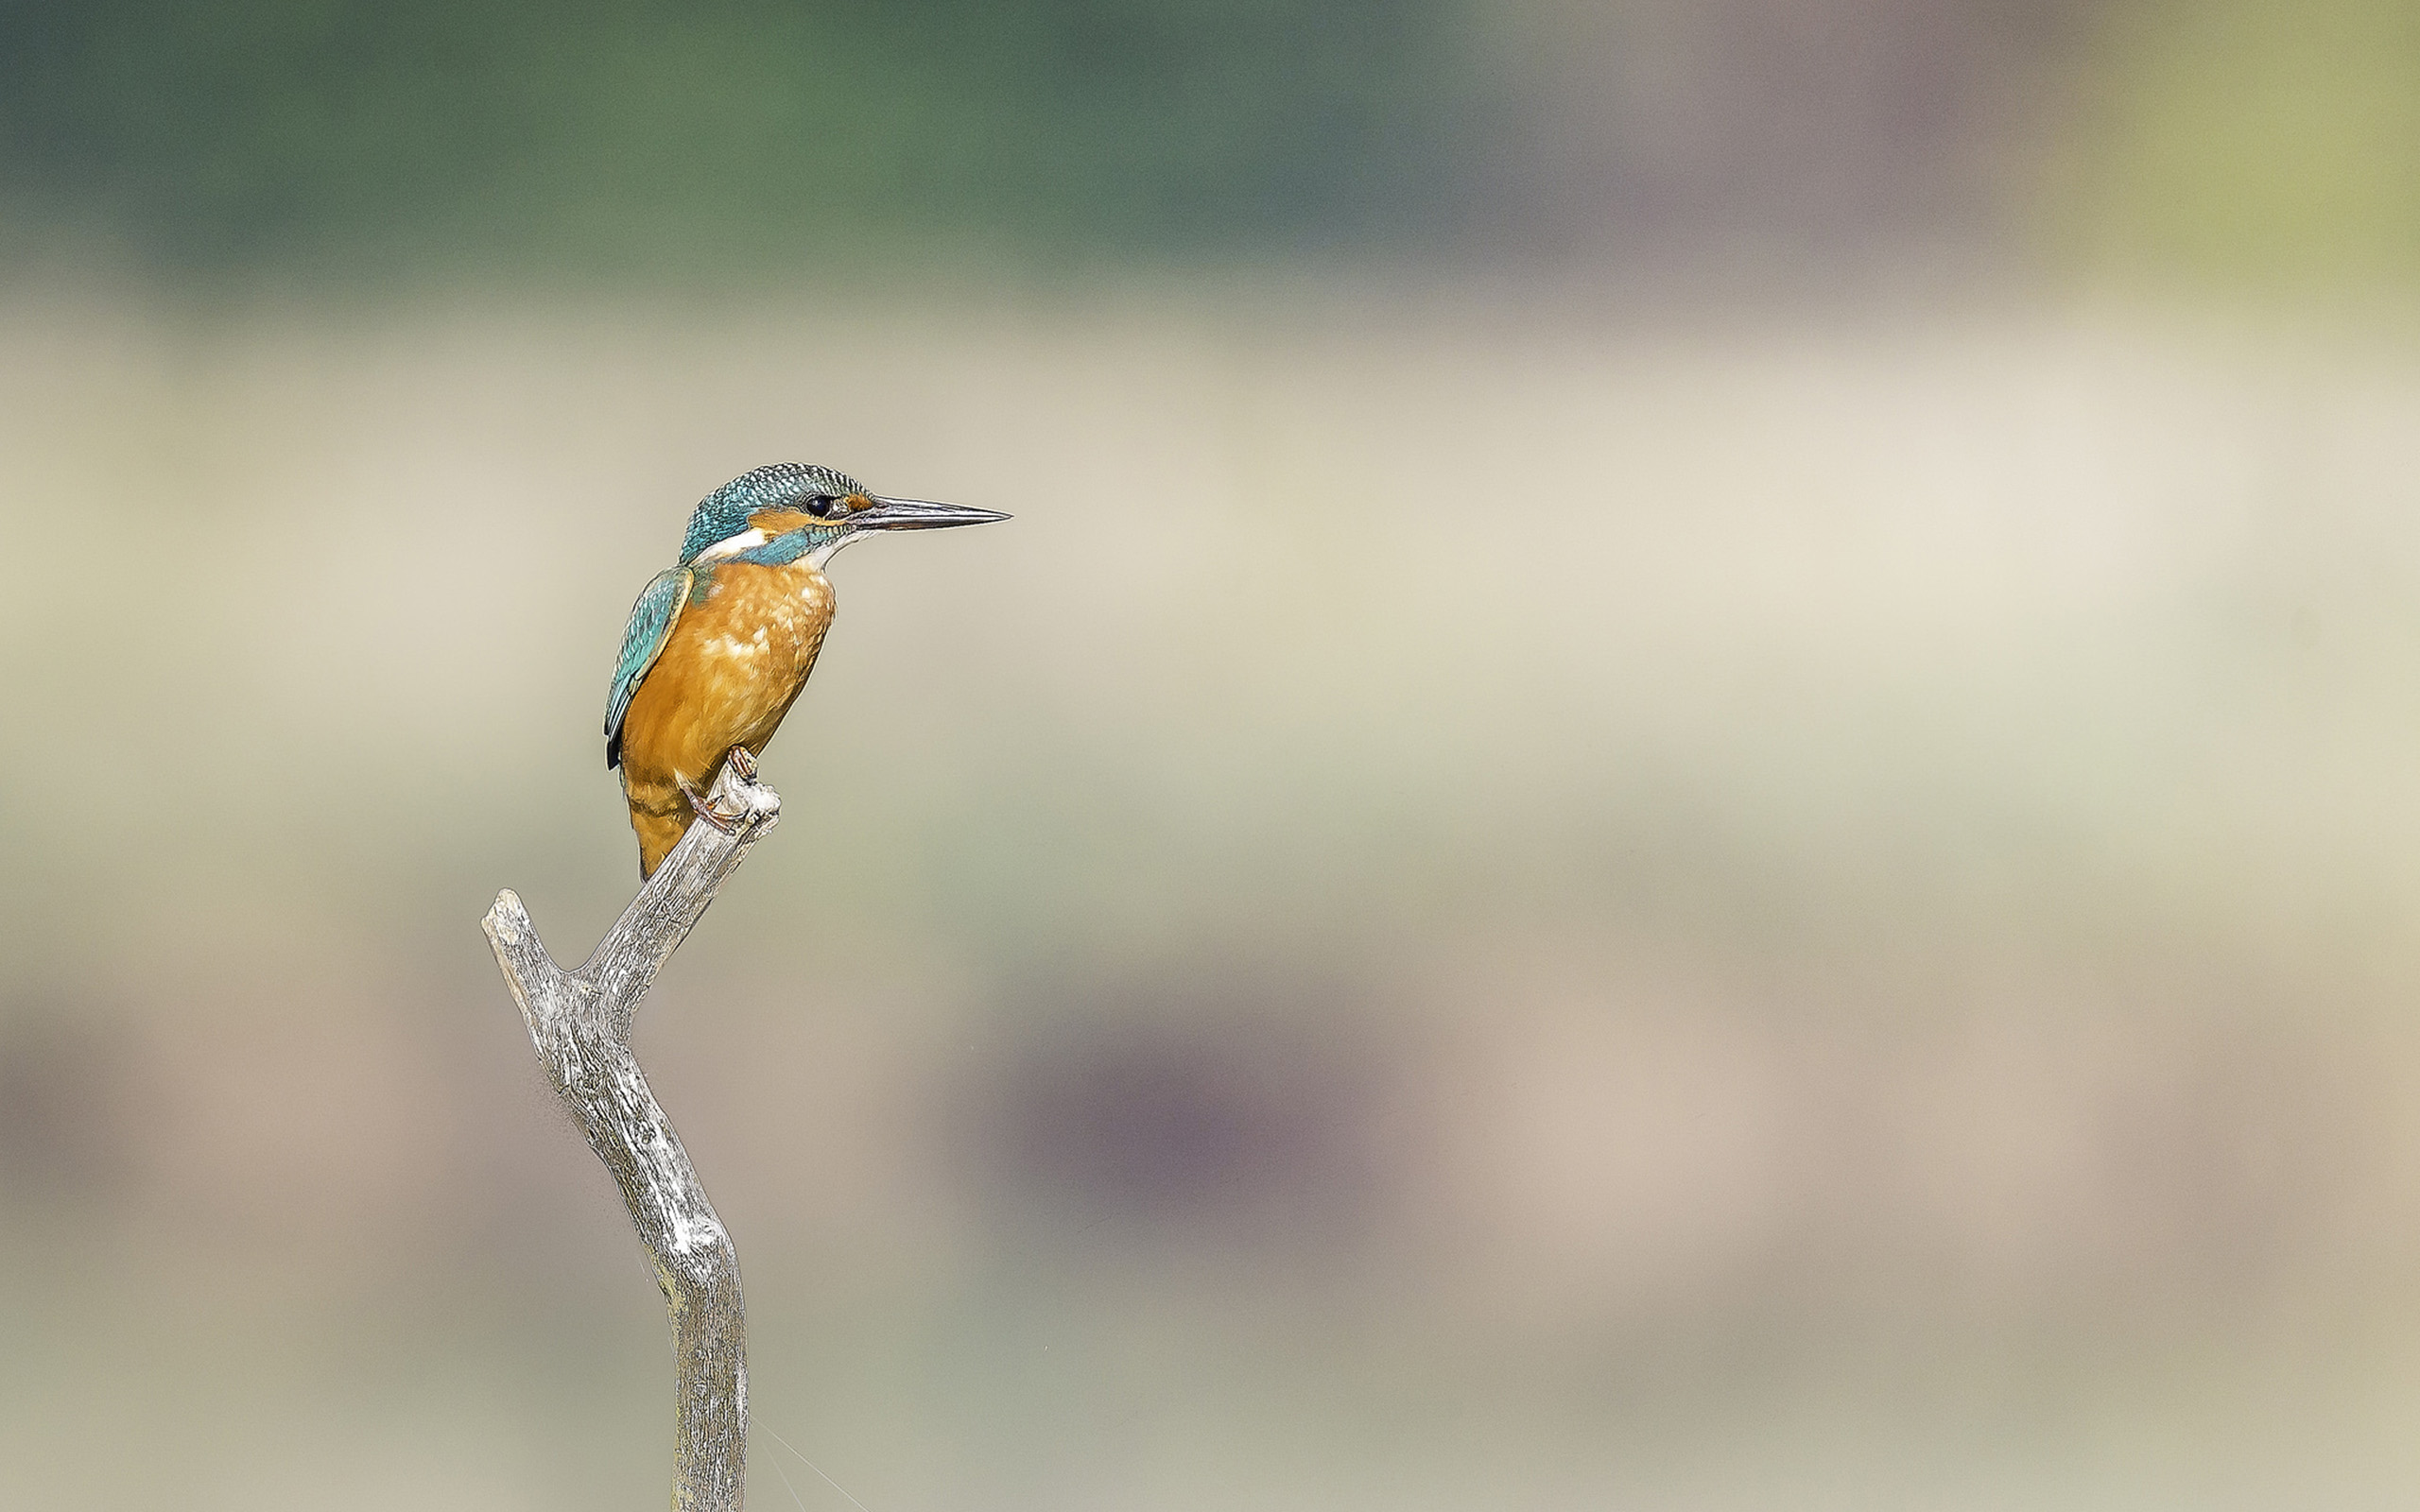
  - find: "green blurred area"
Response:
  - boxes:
[7,0,2420,284]
[0,0,1489,274]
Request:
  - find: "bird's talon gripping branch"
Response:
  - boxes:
[681,781,745,835]
[723,746,758,782]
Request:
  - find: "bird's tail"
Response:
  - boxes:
[628,796,693,881]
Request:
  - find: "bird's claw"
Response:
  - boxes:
[724,746,758,782]
[680,780,745,835]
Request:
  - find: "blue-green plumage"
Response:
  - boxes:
[605,566,697,769]
[679,462,867,564]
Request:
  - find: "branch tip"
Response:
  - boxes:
[484,888,529,946]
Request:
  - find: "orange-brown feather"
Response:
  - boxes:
[747,507,821,535]
[617,557,837,877]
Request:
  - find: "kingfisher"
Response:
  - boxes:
[605,462,1007,879]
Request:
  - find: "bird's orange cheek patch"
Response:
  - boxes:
[748,507,819,535]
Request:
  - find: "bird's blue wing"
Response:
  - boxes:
[604,566,694,768]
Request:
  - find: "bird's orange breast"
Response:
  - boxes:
[618,559,836,801]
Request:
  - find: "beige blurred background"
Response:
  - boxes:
[7,3,2420,1508]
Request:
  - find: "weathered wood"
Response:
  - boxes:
[483,754,779,1512]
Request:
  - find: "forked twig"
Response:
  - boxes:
[482,753,778,1510]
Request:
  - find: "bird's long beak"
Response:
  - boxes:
[855,496,1011,530]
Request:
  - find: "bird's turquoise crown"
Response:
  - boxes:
[679,462,866,564]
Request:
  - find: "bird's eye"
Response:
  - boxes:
[805,496,833,518]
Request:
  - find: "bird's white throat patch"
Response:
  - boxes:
[691,527,767,563]
[804,532,860,569]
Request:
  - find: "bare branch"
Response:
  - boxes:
[483,756,780,1511]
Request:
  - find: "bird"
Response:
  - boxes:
[605,462,1007,879]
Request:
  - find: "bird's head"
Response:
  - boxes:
[679,462,1007,568]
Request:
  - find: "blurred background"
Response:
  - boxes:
[5,1,2420,1507]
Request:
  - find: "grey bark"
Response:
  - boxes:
[481,756,779,1512]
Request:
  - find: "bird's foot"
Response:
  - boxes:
[680,779,745,835]
[724,746,759,782]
